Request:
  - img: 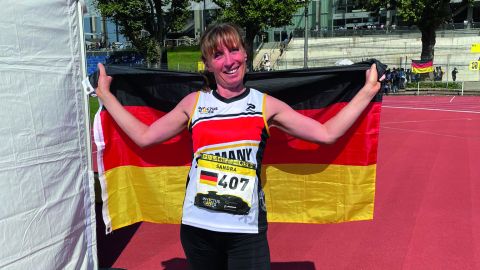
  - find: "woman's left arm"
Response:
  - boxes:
[267,64,381,144]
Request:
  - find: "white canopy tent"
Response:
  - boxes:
[0,0,97,269]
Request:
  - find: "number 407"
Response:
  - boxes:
[218,175,249,191]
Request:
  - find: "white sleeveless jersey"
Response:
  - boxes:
[182,88,270,233]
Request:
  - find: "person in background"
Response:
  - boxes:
[452,67,458,82]
[399,68,406,89]
[406,68,411,83]
[384,68,392,94]
[391,68,399,93]
[439,66,444,81]
[95,22,382,270]
[264,59,271,71]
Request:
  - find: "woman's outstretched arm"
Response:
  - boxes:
[95,63,197,148]
[267,64,382,144]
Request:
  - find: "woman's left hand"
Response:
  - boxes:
[364,64,383,96]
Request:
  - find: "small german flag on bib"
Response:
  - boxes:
[200,170,218,186]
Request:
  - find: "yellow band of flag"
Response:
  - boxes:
[103,164,376,231]
[199,179,217,186]
[412,66,434,74]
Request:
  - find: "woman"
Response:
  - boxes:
[96,23,381,270]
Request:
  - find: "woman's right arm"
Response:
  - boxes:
[95,63,196,148]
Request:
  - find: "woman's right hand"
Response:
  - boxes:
[96,63,113,100]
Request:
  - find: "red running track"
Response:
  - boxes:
[97,96,480,270]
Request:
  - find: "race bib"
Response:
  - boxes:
[194,153,257,215]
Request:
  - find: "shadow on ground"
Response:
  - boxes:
[160,258,315,270]
[96,204,315,270]
[96,203,141,268]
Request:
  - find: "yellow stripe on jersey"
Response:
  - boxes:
[262,93,270,136]
[187,91,201,129]
[198,158,257,177]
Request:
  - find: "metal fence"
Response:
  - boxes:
[386,81,480,96]
[292,23,480,39]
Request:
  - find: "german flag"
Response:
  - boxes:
[93,61,385,232]
[199,170,218,186]
[412,59,434,73]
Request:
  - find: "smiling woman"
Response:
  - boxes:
[200,23,248,95]
[94,22,381,270]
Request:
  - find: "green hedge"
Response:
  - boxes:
[405,81,461,90]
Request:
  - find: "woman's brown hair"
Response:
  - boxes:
[200,23,246,62]
[199,23,246,91]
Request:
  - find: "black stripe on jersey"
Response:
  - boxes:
[256,126,270,233]
[190,111,263,127]
[212,88,251,103]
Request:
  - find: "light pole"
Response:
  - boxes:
[331,0,335,37]
[304,0,309,69]
[203,0,206,32]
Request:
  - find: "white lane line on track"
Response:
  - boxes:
[382,118,473,124]
[450,96,456,102]
[382,126,469,139]
[382,105,480,114]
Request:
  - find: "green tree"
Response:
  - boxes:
[211,0,303,69]
[360,0,464,61]
[95,0,190,65]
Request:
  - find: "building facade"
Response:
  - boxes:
[82,0,480,47]
[83,0,127,48]
[264,0,480,42]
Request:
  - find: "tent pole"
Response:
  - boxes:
[78,1,93,177]
[78,1,99,268]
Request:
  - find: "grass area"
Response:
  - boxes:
[167,45,202,72]
[89,97,99,124]
[88,46,202,123]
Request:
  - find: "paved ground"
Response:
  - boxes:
[97,96,480,270]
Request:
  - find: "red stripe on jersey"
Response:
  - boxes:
[191,116,266,153]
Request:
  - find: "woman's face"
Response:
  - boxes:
[206,43,247,91]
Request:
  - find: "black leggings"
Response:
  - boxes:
[180,224,271,270]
